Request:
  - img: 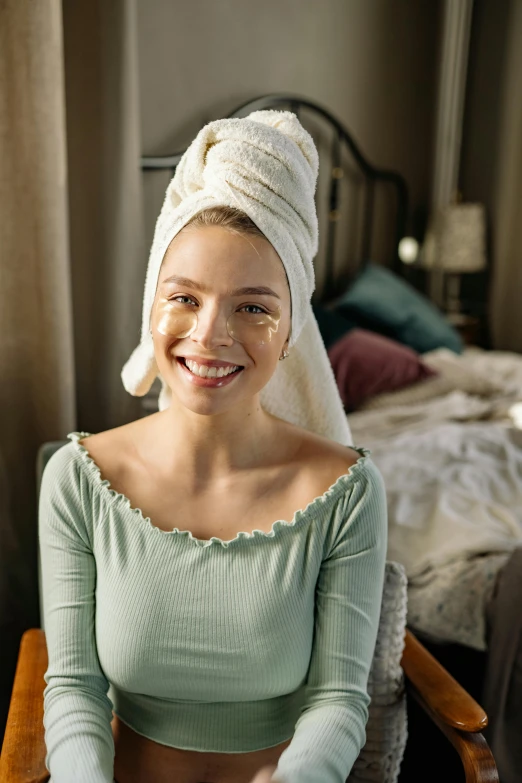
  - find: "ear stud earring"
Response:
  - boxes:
[279,349,289,361]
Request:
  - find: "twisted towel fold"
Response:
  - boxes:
[121,109,352,445]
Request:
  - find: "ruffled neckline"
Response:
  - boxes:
[67,430,371,549]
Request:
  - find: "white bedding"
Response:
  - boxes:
[348,347,522,579]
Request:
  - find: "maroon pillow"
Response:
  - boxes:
[327,328,438,411]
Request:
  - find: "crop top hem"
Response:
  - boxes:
[112,710,295,754]
[109,684,308,753]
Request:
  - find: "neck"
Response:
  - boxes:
[148,394,282,482]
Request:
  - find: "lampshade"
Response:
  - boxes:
[421,203,487,273]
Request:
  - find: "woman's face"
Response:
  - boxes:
[150,225,291,416]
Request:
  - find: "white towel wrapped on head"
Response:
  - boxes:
[121,109,352,446]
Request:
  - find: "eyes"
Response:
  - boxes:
[168,295,268,315]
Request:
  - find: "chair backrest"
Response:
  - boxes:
[36,442,408,782]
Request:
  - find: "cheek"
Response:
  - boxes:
[151,326,175,367]
[151,300,176,350]
[243,341,283,379]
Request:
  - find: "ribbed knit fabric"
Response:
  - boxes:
[39,431,388,783]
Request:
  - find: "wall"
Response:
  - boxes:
[137,0,442,265]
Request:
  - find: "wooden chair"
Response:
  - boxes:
[0,626,499,783]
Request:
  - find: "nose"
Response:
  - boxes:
[190,305,234,350]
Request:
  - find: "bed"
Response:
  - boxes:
[141,94,522,780]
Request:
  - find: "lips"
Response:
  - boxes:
[176,357,244,388]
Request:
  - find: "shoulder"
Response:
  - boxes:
[40,418,141,506]
[300,433,363,472]
[39,438,92,541]
[73,418,146,481]
[275,418,374,498]
[41,437,81,488]
[271,420,387,532]
[292,422,362,470]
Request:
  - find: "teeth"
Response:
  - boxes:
[184,359,239,379]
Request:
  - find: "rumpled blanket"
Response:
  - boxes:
[348,347,522,578]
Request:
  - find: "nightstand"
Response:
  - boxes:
[446,313,482,346]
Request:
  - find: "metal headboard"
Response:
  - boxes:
[141,93,408,302]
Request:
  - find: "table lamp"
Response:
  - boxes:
[421,202,487,317]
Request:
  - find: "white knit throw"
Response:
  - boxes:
[121,110,352,446]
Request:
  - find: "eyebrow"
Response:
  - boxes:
[160,275,281,299]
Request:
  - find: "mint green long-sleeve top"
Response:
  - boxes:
[39,431,387,783]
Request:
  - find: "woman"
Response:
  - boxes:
[39,111,387,783]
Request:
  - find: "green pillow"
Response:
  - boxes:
[311,304,357,349]
[332,263,463,355]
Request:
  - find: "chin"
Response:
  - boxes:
[158,363,274,417]
[179,391,235,416]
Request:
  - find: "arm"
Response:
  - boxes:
[39,446,115,782]
[273,460,388,783]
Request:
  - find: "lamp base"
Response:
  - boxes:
[445,312,481,346]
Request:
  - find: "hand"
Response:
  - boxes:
[248,763,279,783]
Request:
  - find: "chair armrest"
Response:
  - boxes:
[401,628,487,732]
[402,629,498,783]
[0,629,49,783]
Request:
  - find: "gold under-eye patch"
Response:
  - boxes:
[154,296,282,345]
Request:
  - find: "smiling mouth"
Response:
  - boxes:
[177,357,244,379]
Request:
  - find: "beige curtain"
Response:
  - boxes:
[0,0,75,734]
[0,0,145,738]
[489,0,522,352]
[63,0,145,432]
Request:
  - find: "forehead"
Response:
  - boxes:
[158,225,288,289]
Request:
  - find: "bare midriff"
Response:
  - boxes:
[112,714,292,783]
